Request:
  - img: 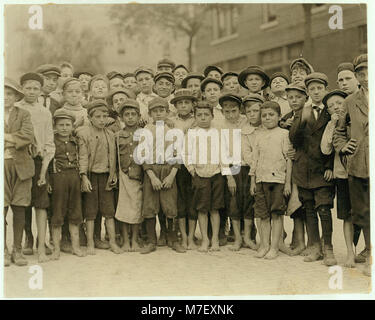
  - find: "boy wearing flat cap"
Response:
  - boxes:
[16,72,55,263]
[269,72,291,117]
[77,100,122,255]
[36,64,62,115]
[289,72,336,266]
[173,64,189,89]
[51,61,74,103]
[170,89,198,250]
[107,71,125,91]
[203,65,223,81]
[4,78,34,267]
[115,99,143,252]
[153,72,176,116]
[157,58,176,73]
[123,72,138,93]
[290,57,314,86]
[334,54,370,277]
[135,67,157,125]
[181,73,205,100]
[140,97,185,254]
[336,62,359,95]
[201,77,225,125]
[239,65,270,97]
[50,109,85,260]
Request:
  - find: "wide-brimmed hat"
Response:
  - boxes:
[238,66,269,90]
[5,77,24,100]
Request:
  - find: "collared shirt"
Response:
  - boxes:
[91,127,110,173]
[53,134,79,172]
[15,99,55,163]
[250,126,291,184]
[241,123,262,167]
[312,103,324,120]
[136,91,158,123]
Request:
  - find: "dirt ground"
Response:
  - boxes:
[3,207,372,298]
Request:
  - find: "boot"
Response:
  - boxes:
[22,235,34,255]
[303,243,323,262]
[4,247,11,267]
[355,248,369,263]
[172,241,186,253]
[11,249,28,266]
[140,243,156,254]
[94,237,110,250]
[323,244,337,266]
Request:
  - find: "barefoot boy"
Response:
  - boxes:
[50,109,85,259]
[250,101,292,259]
[77,100,122,255]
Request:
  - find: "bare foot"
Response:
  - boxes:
[131,241,142,252]
[121,242,131,252]
[198,240,209,253]
[87,246,96,255]
[181,238,188,250]
[38,253,49,263]
[72,247,86,257]
[279,243,293,256]
[243,238,259,250]
[255,246,270,258]
[210,239,220,252]
[51,250,60,261]
[264,248,279,260]
[290,245,306,256]
[344,254,356,268]
[300,246,312,256]
[110,242,123,254]
[229,241,242,251]
[187,238,198,250]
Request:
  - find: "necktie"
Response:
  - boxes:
[312,105,321,120]
[42,94,48,108]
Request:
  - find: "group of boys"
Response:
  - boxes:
[4,55,370,277]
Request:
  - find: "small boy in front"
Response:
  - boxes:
[184,101,225,252]
[250,101,292,259]
[289,72,335,266]
[77,100,122,255]
[50,109,85,259]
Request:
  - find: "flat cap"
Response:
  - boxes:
[157,58,176,70]
[118,98,140,116]
[200,77,223,92]
[86,99,109,116]
[123,72,136,79]
[322,90,348,108]
[290,57,314,74]
[74,71,94,78]
[5,77,24,100]
[36,64,61,76]
[154,72,175,84]
[20,72,44,87]
[304,72,329,87]
[337,62,355,74]
[170,89,197,105]
[194,100,213,111]
[353,54,367,71]
[242,93,265,105]
[88,74,109,89]
[221,71,238,83]
[173,64,189,73]
[270,72,290,85]
[106,88,136,105]
[203,65,224,78]
[62,77,81,91]
[134,66,154,78]
[238,66,270,90]
[219,93,242,107]
[181,72,205,88]
[148,96,169,111]
[285,83,307,95]
[53,108,76,122]
[107,71,124,80]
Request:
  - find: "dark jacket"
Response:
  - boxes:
[5,106,35,180]
[289,104,334,189]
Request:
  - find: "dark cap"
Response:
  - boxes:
[270,72,290,85]
[337,62,355,74]
[219,93,242,107]
[238,66,270,90]
[86,99,109,116]
[36,64,61,77]
[203,65,224,78]
[154,72,175,84]
[200,77,223,92]
[304,72,329,87]
[134,66,154,78]
[290,57,314,74]
[5,77,24,100]
[62,77,81,91]
[148,96,169,112]
[53,108,76,122]
[170,89,197,105]
[181,72,205,88]
[106,88,136,105]
[118,98,140,116]
[74,71,94,78]
[157,58,176,70]
[353,54,367,71]
[242,93,265,105]
[221,71,238,83]
[285,83,307,95]
[322,90,348,108]
[107,71,124,80]
[20,72,44,87]
[89,74,109,90]
[194,100,213,112]
[173,64,189,73]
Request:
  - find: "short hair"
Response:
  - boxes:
[291,62,310,74]
[260,101,281,116]
[243,100,262,110]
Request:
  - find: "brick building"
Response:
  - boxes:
[194,3,367,88]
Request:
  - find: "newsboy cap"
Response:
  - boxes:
[173,64,189,73]
[322,90,348,108]
[221,71,238,83]
[181,73,205,88]
[62,77,81,91]
[170,89,197,105]
[289,57,314,74]
[123,72,136,80]
[219,93,242,107]
[285,83,307,95]
[238,66,270,90]
[53,108,76,122]
[157,58,176,70]
[148,96,169,112]
[194,100,213,112]
[203,65,224,78]
[106,88,136,105]
[107,71,124,80]
[74,71,94,78]
[20,72,44,87]
[304,72,329,87]
[86,99,109,116]
[118,98,140,116]
[353,54,368,71]
[242,93,265,105]
[337,62,355,74]
[36,64,61,77]
[5,77,24,100]
[154,72,175,84]
[88,74,109,90]
[270,72,290,85]
[200,77,223,92]
[134,67,154,78]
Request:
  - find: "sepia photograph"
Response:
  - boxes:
[2,1,372,300]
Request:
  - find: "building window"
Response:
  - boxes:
[227,56,247,72]
[287,42,304,60]
[359,25,367,53]
[211,5,239,40]
[262,4,277,24]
